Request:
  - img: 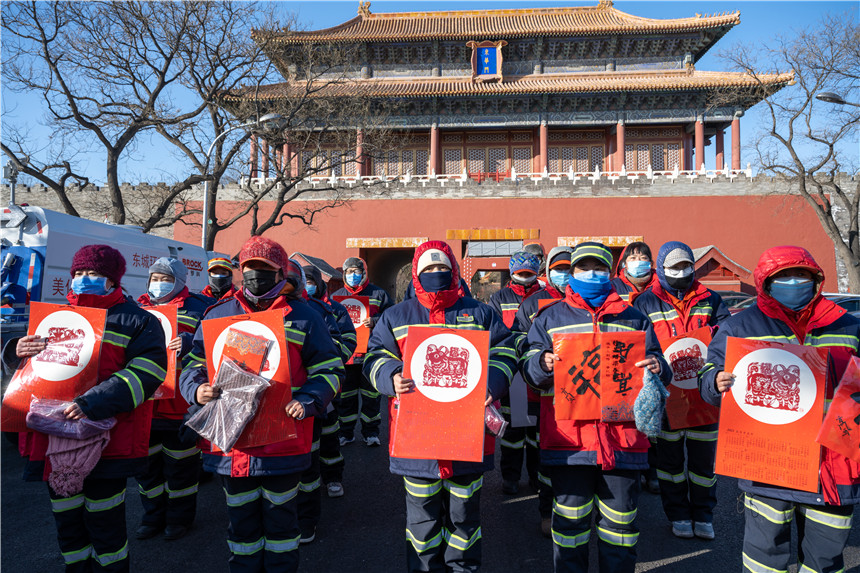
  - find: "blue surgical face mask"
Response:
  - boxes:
[626,260,652,278]
[418,270,452,293]
[148,280,175,301]
[549,270,569,289]
[572,270,610,284]
[305,283,317,297]
[345,272,363,287]
[72,275,109,296]
[769,277,815,311]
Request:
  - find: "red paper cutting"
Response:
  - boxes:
[333,295,370,357]
[141,305,177,400]
[661,326,720,429]
[816,355,860,463]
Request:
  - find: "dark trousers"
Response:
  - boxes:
[222,474,301,573]
[136,422,200,528]
[550,465,640,573]
[656,424,717,523]
[297,418,323,536]
[742,493,854,573]
[404,473,483,573]
[339,363,381,439]
[319,407,344,484]
[499,394,539,484]
[49,477,129,573]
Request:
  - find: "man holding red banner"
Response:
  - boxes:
[332,256,393,447]
[134,257,215,542]
[178,236,343,573]
[633,241,730,541]
[4,244,168,572]
[521,241,670,573]
[363,240,517,573]
[700,246,860,573]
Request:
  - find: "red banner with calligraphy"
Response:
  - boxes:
[142,305,177,400]
[552,331,646,422]
[201,309,295,449]
[816,355,860,463]
[662,326,719,429]
[333,295,370,357]
[715,337,827,493]
[2,302,107,432]
[391,327,489,462]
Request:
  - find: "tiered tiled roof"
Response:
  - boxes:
[254,2,740,44]
[222,70,793,102]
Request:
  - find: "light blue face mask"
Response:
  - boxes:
[572,269,610,284]
[626,260,652,278]
[305,284,317,296]
[345,273,363,287]
[549,270,569,289]
[72,275,109,296]
[769,277,815,311]
[148,280,175,300]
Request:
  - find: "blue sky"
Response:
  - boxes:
[2,0,855,185]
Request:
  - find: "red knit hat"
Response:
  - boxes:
[70,245,126,286]
[238,236,288,271]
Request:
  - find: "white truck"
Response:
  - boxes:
[1,205,228,340]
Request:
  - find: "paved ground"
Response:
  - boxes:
[3,418,859,572]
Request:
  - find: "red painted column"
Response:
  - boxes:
[429,124,439,176]
[731,117,741,171]
[695,118,704,171]
[282,142,290,177]
[356,129,365,177]
[260,139,270,178]
[616,121,625,172]
[715,128,725,170]
[607,136,616,172]
[539,122,548,173]
[249,135,258,179]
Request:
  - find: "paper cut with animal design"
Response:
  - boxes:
[33,327,87,366]
[745,362,801,411]
[669,344,704,382]
[422,344,470,388]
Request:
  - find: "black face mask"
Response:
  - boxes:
[209,274,232,294]
[665,275,694,292]
[243,269,279,296]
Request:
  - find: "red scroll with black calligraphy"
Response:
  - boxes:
[662,326,720,429]
[552,331,646,422]
[392,327,489,463]
[201,309,295,449]
[141,305,177,400]
[2,302,107,432]
[333,295,370,358]
[715,337,827,493]
[816,355,860,463]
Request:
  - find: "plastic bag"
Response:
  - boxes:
[633,369,670,438]
[184,358,270,452]
[484,401,508,437]
[25,397,117,440]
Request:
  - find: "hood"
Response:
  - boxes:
[753,245,824,295]
[546,246,573,291]
[412,240,460,297]
[655,241,697,297]
[302,265,325,299]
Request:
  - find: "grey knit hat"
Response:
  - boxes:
[149,257,187,286]
[343,257,365,272]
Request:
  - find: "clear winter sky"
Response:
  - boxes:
[1,0,856,186]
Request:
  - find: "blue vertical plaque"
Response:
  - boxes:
[479,47,497,75]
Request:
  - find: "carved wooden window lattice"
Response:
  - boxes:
[444,148,462,175]
[512,147,532,173]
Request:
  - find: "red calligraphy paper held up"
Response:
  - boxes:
[600,331,646,423]
[391,327,488,463]
[661,326,720,430]
[553,333,602,421]
[716,337,827,493]
[2,302,107,432]
[817,355,860,463]
[332,295,370,357]
[142,305,177,400]
[202,309,295,449]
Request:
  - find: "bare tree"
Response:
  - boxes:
[713,11,860,289]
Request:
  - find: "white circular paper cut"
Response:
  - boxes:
[212,321,280,379]
[31,310,96,381]
[145,309,172,345]
[730,347,816,425]
[410,333,483,403]
[664,337,708,390]
[339,298,368,326]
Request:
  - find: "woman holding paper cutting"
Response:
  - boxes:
[700,246,860,573]
[134,257,215,542]
[521,242,671,573]
[633,242,731,541]
[3,244,168,573]
[363,240,517,573]
[178,236,342,573]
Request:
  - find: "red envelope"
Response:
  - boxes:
[716,337,827,493]
[141,305,177,400]
[662,326,720,429]
[2,302,106,432]
[391,327,488,463]
[817,355,860,462]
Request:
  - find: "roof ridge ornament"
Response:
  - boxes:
[358,1,371,17]
[597,0,613,8]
